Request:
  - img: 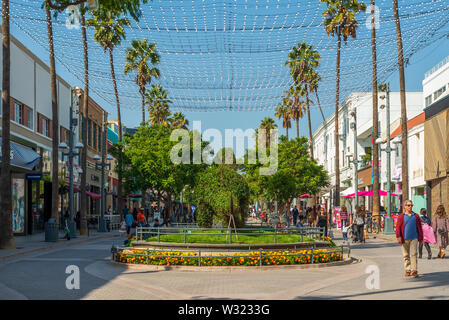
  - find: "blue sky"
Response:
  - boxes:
[8,0,449,157]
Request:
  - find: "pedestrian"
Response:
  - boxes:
[125,210,134,235]
[395,200,423,278]
[132,207,138,221]
[122,205,129,220]
[315,206,329,237]
[137,210,147,227]
[292,205,299,226]
[419,208,433,259]
[340,206,348,229]
[431,204,449,259]
[342,224,350,242]
[353,207,365,243]
[107,206,112,215]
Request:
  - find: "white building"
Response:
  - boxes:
[313,91,423,213]
[423,56,449,108]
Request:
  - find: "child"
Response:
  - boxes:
[342,224,351,242]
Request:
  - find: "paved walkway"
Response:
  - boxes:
[1,225,448,300]
[0,229,122,262]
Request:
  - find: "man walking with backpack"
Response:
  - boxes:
[396,200,423,278]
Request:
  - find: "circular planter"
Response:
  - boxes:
[132,241,332,250]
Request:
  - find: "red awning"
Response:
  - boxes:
[74,186,81,192]
[128,194,142,198]
[86,191,101,199]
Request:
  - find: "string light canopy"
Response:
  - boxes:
[7,0,449,113]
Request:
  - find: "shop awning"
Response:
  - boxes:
[0,138,40,170]
[86,191,101,199]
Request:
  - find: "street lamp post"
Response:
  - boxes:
[377,83,398,235]
[59,87,83,238]
[94,110,112,232]
[349,107,359,221]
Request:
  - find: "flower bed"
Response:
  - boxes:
[113,248,343,266]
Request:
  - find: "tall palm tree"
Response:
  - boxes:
[78,4,90,236]
[259,117,278,149]
[124,39,160,125]
[370,0,381,228]
[169,112,189,129]
[275,101,292,140]
[287,85,307,139]
[88,10,130,218]
[45,1,61,233]
[285,42,321,159]
[146,84,172,126]
[321,0,366,207]
[0,0,15,249]
[393,0,409,203]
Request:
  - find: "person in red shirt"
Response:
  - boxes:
[137,211,147,227]
[396,200,423,278]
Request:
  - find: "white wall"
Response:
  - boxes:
[423,56,449,107]
[58,80,71,129]
[35,63,52,119]
[10,42,35,108]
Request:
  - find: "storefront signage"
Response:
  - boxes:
[26,173,42,181]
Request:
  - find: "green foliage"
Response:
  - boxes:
[194,166,250,228]
[241,136,329,207]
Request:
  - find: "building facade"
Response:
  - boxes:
[423,55,449,217]
[313,91,423,213]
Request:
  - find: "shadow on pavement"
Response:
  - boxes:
[293,271,449,300]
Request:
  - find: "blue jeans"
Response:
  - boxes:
[342,232,348,241]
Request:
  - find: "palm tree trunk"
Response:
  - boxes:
[393,0,409,203]
[296,117,299,138]
[0,0,15,249]
[305,85,314,159]
[79,10,89,236]
[315,89,326,122]
[140,88,145,124]
[371,0,380,226]
[334,34,342,208]
[109,48,123,216]
[286,122,289,140]
[46,3,60,228]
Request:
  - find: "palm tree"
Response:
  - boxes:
[393,0,409,203]
[169,112,189,129]
[286,42,321,159]
[124,39,160,125]
[146,84,172,126]
[275,101,292,140]
[45,1,61,233]
[0,0,15,249]
[286,85,307,139]
[259,117,278,149]
[88,10,130,218]
[370,0,381,228]
[78,4,90,236]
[321,0,366,207]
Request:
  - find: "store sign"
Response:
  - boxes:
[26,173,42,181]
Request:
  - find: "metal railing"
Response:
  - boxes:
[111,245,347,266]
[135,226,325,243]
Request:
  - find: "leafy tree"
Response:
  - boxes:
[169,112,189,130]
[194,165,250,228]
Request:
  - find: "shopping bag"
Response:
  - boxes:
[422,223,436,244]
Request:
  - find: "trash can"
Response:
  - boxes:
[45,218,59,242]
